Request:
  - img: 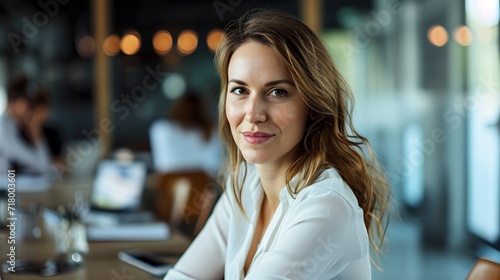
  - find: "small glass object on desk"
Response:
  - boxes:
[1,197,89,277]
[54,203,89,264]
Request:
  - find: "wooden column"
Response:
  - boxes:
[92,0,111,156]
[301,0,323,34]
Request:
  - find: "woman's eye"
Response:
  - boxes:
[270,88,287,97]
[230,87,246,95]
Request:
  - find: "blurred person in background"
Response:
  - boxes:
[149,92,222,177]
[0,75,53,177]
[164,10,390,280]
[31,87,63,164]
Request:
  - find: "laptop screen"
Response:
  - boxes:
[90,160,147,211]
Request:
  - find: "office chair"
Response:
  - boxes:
[155,171,220,239]
[466,258,500,280]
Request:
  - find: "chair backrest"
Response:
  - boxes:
[466,258,500,280]
[155,171,220,238]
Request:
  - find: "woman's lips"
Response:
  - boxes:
[241,131,275,144]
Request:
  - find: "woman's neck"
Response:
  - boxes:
[255,162,289,210]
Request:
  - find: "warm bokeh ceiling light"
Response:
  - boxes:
[103,34,120,56]
[77,35,95,57]
[206,29,224,52]
[153,30,173,55]
[177,30,198,55]
[121,32,141,55]
[428,25,448,47]
[454,25,473,46]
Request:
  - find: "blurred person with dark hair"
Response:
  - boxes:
[149,92,222,176]
[32,88,63,162]
[0,75,53,176]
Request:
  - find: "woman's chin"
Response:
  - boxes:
[241,152,270,165]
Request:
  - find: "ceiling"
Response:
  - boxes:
[0,0,374,32]
[0,0,374,57]
[112,0,374,31]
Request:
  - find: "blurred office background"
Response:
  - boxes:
[0,0,498,279]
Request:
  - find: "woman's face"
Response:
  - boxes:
[225,41,309,167]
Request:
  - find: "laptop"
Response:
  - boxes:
[85,159,169,240]
[89,159,148,212]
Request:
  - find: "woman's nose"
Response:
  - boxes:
[245,95,267,124]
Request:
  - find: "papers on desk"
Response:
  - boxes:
[84,211,170,241]
[87,222,170,241]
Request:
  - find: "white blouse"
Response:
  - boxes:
[164,165,371,280]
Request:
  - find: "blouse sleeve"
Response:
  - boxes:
[163,192,230,280]
[245,188,370,280]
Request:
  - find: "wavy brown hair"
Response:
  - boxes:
[215,9,390,265]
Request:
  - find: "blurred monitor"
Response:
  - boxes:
[90,159,147,212]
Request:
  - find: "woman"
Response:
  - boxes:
[165,9,389,280]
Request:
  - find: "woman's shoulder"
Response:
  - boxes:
[293,167,360,211]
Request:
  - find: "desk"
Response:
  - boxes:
[0,178,191,280]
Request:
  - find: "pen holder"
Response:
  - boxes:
[56,219,89,263]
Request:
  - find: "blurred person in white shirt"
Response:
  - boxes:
[0,75,52,178]
[149,92,222,177]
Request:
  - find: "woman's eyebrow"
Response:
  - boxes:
[264,80,294,86]
[228,79,294,86]
[228,79,247,85]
